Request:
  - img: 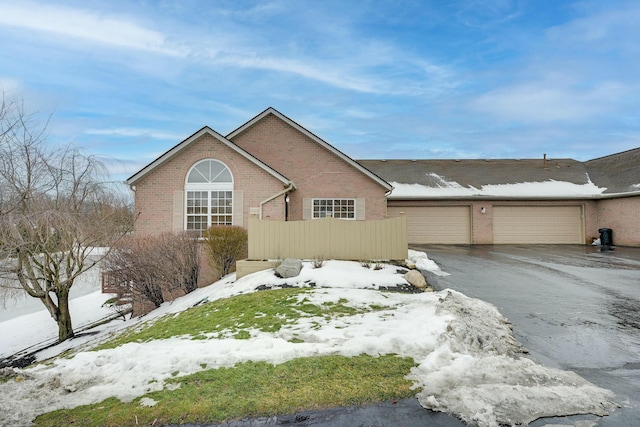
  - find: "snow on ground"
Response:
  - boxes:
[0,293,122,360]
[0,262,104,323]
[0,252,617,427]
[0,261,119,358]
[408,249,449,276]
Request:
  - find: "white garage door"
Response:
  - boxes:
[493,206,583,244]
[388,206,471,244]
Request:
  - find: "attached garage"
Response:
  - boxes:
[388,206,471,244]
[493,205,584,244]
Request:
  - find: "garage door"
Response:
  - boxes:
[388,206,471,244]
[493,206,583,244]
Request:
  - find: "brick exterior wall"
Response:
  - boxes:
[133,133,287,236]
[229,114,388,220]
[596,196,640,246]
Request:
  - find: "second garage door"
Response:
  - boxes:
[493,205,584,244]
[388,206,471,244]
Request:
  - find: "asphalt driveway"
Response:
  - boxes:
[416,244,640,427]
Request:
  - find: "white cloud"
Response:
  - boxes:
[85,127,183,141]
[0,1,186,56]
[0,77,22,94]
[214,53,383,94]
[0,1,458,96]
[547,3,640,51]
[468,80,626,123]
[453,0,523,28]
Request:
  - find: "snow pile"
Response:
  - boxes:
[389,175,607,198]
[409,290,616,426]
[408,249,449,276]
[0,254,617,427]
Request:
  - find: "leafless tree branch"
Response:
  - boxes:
[0,93,135,342]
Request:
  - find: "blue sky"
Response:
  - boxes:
[1,0,639,183]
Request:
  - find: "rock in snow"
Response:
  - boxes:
[404,269,427,289]
[275,258,303,278]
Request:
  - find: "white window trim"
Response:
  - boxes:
[184,159,234,233]
[311,198,356,220]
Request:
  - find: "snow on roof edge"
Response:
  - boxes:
[388,179,608,199]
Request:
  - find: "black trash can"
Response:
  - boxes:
[598,228,613,251]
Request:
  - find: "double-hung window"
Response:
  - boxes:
[312,198,355,219]
[185,159,233,235]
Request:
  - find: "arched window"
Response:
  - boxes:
[185,159,233,234]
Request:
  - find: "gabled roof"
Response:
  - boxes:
[361,146,640,199]
[126,126,292,186]
[359,158,608,199]
[226,107,393,192]
[359,158,588,187]
[585,147,640,194]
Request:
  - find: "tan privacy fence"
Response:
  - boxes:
[248,216,408,260]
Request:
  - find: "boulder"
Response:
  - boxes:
[275,258,303,278]
[404,269,427,289]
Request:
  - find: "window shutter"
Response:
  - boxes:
[356,198,365,220]
[173,190,184,232]
[303,198,311,220]
[233,190,243,227]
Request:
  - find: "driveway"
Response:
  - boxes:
[415,244,640,427]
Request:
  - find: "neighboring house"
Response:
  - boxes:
[126,108,392,239]
[360,148,640,246]
[127,108,640,248]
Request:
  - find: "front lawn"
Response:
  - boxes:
[35,354,417,426]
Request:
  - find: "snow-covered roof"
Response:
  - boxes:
[585,147,640,194]
[389,177,606,199]
[359,154,640,199]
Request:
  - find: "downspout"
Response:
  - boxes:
[259,183,295,220]
[384,186,394,217]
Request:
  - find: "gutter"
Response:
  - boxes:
[259,183,295,220]
[385,186,394,197]
[387,190,640,201]
[594,190,640,200]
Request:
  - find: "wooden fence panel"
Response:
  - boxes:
[248,216,407,260]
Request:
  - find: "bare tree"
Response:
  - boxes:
[0,94,134,342]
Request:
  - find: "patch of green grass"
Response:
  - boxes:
[102,297,118,305]
[34,354,417,427]
[95,289,372,350]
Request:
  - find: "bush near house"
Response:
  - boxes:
[105,232,200,316]
[203,226,248,280]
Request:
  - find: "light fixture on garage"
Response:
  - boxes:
[480,207,486,214]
